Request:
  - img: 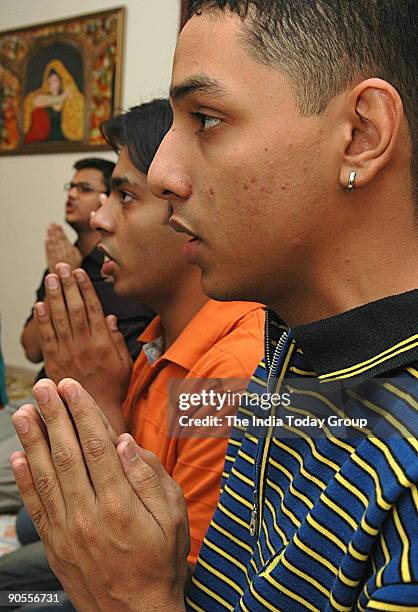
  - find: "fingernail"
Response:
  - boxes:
[58,265,70,279]
[46,275,59,289]
[123,442,140,463]
[64,382,78,402]
[14,418,29,434]
[108,316,118,331]
[74,270,86,283]
[12,461,26,477]
[34,386,49,405]
[35,303,46,317]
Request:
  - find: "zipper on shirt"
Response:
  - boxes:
[249,489,258,536]
[267,329,289,395]
[250,311,292,538]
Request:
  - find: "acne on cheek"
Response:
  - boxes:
[242,176,259,191]
[208,188,215,196]
[242,176,260,193]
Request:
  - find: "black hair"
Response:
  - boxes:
[73,158,116,192]
[100,99,173,174]
[47,69,61,80]
[187,0,417,189]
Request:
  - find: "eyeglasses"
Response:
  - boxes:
[63,182,107,195]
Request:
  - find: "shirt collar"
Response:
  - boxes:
[138,300,262,371]
[269,289,418,384]
[142,336,165,365]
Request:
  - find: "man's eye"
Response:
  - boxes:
[120,191,134,204]
[191,112,222,131]
[79,185,94,193]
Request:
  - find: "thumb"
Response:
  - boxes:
[117,433,187,512]
[106,315,132,366]
[116,435,170,520]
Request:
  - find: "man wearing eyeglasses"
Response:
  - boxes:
[0,158,154,515]
[21,157,154,370]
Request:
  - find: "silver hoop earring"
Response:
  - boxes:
[347,170,356,191]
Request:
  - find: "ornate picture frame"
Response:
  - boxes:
[0,7,125,155]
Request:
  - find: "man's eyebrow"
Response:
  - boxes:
[110,176,140,190]
[170,75,229,102]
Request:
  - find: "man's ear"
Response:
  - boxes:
[338,78,404,189]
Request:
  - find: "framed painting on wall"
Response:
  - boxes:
[0,7,125,155]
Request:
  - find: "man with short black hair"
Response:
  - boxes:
[10,1,418,610]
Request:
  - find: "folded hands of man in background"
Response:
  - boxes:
[45,224,82,274]
[34,262,132,435]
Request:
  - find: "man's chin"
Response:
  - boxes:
[200,270,257,303]
[65,216,81,230]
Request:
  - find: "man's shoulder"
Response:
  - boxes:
[187,303,265,380]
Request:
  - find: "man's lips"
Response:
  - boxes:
[97,244,120,278]
[97,244,117,263]
[167,217,205,263]
[169,216,200,241]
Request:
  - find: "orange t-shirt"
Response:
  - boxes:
[122,300,265,564]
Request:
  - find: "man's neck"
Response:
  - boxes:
[75,230,100,258]
[270,198,418,326]
[153,277,209,350]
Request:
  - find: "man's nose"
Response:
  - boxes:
[148,130,191,203]
[90,194,113,233]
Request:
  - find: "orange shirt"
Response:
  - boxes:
[122,300,264,563]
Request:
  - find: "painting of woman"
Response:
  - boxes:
[23,59,84,144]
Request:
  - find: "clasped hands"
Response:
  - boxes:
[35,262,131,434]
[11,379,189,611]
[45,224,82,273]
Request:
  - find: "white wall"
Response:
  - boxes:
[0,0,180,367]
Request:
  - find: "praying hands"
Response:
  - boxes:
[45,224,82,273]
[35,262,132,434]
[11,379,190,612]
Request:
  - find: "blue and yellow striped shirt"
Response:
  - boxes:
[187,289,418,611]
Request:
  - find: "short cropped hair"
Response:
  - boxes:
[187,0,417,185]
[73,158,115,192]
[100,99,173,174]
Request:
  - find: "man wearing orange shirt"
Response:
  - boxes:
[0,100,263,594]
[122,299,262,560]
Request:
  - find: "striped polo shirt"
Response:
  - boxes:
[186,289,418,611]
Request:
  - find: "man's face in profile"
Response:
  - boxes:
[149,12,335,307]
[65,168,105,232]
[92,148,192,300]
